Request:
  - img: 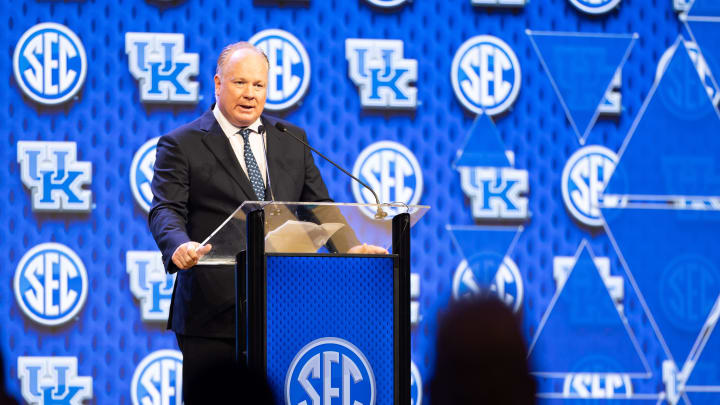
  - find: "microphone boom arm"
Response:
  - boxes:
[274,122,388,219]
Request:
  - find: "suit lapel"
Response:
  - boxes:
[200,112,257,200]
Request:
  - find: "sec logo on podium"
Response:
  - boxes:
[286,337,376,405]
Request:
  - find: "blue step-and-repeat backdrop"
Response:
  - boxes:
[2,0,720,403]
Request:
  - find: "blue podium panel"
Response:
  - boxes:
[266,254,395,405]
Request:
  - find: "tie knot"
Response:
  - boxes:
[239,128,251,140]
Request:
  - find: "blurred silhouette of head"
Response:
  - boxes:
[429,294,536,405]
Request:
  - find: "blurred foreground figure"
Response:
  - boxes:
[429,296,536,405]
[183,357,275,404]
[0,348,19,405]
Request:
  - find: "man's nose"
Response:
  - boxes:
[240,85,254,99]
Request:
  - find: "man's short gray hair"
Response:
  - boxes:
[215,42,269,76]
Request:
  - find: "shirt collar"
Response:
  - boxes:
[212,104,263,138]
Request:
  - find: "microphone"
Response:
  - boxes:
[274,122,388,220]
[257,125,276,202]
[259,125,282,217]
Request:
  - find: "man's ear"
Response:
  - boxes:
[213,75,221,97]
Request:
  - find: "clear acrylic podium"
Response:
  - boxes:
[198,201,428,404]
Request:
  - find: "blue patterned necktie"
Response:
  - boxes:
[239,128,265,201]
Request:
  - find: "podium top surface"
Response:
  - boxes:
[197,201,429,265]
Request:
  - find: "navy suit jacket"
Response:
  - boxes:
[148,109,344,337]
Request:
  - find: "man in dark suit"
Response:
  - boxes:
[149,42,384,402]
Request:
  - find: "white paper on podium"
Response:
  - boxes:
[265,220,345,253]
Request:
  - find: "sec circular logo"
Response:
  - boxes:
[451,35,521,116]
[286,337,376,405]
[562,145,619,227]
[13,22,87,105]
[411,360,422,405]
[352,141,423,219]
[563,355,632,398]
[364,0,411,7]
[130,137,160,213]
[452,255,524,313]
[14,243,88,326]
[568,0,621,14]
[656,41,718,107]
[656,41,717,120]
[131,350,183,405]
[249,29,311,111]
[660,255,719,333]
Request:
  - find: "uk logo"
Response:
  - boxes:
[125,33,199,103]
[17,141,92,213]
[561,145,621,227]
[662,360,684,405]
[18,356,93,405]
[568,0,621,14]
[13,23,87,105]
[285,337,375,405]
[451,35,521,116]
[127,251,175,322]
[351,141,423,218]
[410,360,422,405]
[249,29,311,111]
[131,350,183,405]
[14,243,88,326]
[673,0,691,12]
[411,273,421,326]
[459,167,529,220]
[598,71,622,116]
[452,255,524,313]
[130,137,159,213]
[454,114,529,221]
[346,39,418,109]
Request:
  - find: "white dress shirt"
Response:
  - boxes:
[212,104,267,184]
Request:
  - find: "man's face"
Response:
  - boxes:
[214,49,268,127]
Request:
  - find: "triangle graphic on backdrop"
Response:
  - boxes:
[604,36,720,198]
[446,225,521,287]
[685,16,720,112]
[686,392,720,404]
[447,225,521,265]
[602,207,720,373]
[687,0,720,18]
[528,241,651,377]
[453,113,511,168]
[685,298,720,388]
[526,30,637,145]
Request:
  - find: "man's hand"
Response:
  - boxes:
[348,243,389,255]
[172,242,212,270]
